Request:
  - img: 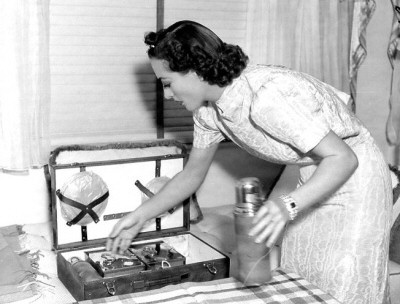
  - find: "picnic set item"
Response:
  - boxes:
[234,177,272,285]
[47,140,229,301]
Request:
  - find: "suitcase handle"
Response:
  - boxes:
[133,272,189,290]
[149,273,188,286]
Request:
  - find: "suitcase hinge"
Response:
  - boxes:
[104,281,116,296]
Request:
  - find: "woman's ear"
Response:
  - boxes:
[188,70,203,80]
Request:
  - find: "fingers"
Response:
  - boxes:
[250,217,275,243]
[119,238,132,254]
[266,221,285,248]
[248,200,288,248]
[106,216,140,253]
[249,212,273,237]
[253,204,269,222]
[106,230,135,254]
[106,226,126,252]
[109,236,132,255]
[106,237,114,252]
[108,223,124,239]
[106,234,122,253]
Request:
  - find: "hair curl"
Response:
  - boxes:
[144,20,248,87]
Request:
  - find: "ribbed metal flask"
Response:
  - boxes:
[234,177,272,285]
[234,177,264,215]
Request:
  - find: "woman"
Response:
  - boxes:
[106,20,392,303]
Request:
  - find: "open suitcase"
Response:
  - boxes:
[47,140,230,301]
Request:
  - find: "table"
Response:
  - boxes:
[74,268,341,304]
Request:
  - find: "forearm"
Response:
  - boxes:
[249,146,358,248]
[131,144,219,222]
[135,169,204,221]
[289,150,358,212]
[106,146,217,254]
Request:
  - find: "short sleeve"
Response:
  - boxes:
[251,85,330,153]
[193,106,225,149]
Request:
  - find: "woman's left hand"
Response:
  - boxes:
[248,199,290,248]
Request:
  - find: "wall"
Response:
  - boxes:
[196,142,284,208]
[0,169,50,226]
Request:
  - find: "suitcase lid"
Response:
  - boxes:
[48,140,190,251]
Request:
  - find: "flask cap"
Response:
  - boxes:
[235,177,263,212]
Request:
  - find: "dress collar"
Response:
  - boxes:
[213,74,248,122]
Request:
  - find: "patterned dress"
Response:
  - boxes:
[192,65,392,304]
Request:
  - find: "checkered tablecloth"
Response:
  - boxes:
[74,269,341,304]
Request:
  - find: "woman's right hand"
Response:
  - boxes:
[105,145,219,254]
[106,211,145,254]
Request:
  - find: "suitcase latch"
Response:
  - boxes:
[204,262,218,275]
[104,281,116,296]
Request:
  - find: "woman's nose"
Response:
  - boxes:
[163,88,174,100]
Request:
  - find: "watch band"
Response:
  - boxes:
[279,194,298,220]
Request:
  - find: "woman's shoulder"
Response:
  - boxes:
[239,64,294,90]
[217,64,291,101]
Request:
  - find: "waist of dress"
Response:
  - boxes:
[342,127,375,149]
[296,128,376,167]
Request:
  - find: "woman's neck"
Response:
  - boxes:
[204,83,227,103]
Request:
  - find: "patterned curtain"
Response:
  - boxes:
[349,0,376,112]
[387,0,400,146]
[245,0,376,112]
[0,0,51,171]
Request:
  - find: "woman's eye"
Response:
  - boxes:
[162,83,171,88]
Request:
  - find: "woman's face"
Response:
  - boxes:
[150,59,207,112]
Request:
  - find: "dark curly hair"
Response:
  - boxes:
[144,20,248,87]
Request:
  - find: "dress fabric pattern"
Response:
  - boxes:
[193,65,392,304]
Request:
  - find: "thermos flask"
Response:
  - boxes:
[234,177,272,286]
[70,257,101,283]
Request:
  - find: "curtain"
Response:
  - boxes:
[245,0,376,111]
[0,0,50,171]
[349,0,376,111]
[387,0,400,146]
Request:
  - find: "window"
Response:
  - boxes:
[49,0,248,146]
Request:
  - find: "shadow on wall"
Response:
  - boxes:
[133,62,156,115]
[196,141,287,208]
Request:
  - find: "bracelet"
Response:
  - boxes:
[279,195,298,220]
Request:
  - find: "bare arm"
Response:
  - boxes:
[288,130,358,208]
[106,143,219,253]
[249,130,358,247]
